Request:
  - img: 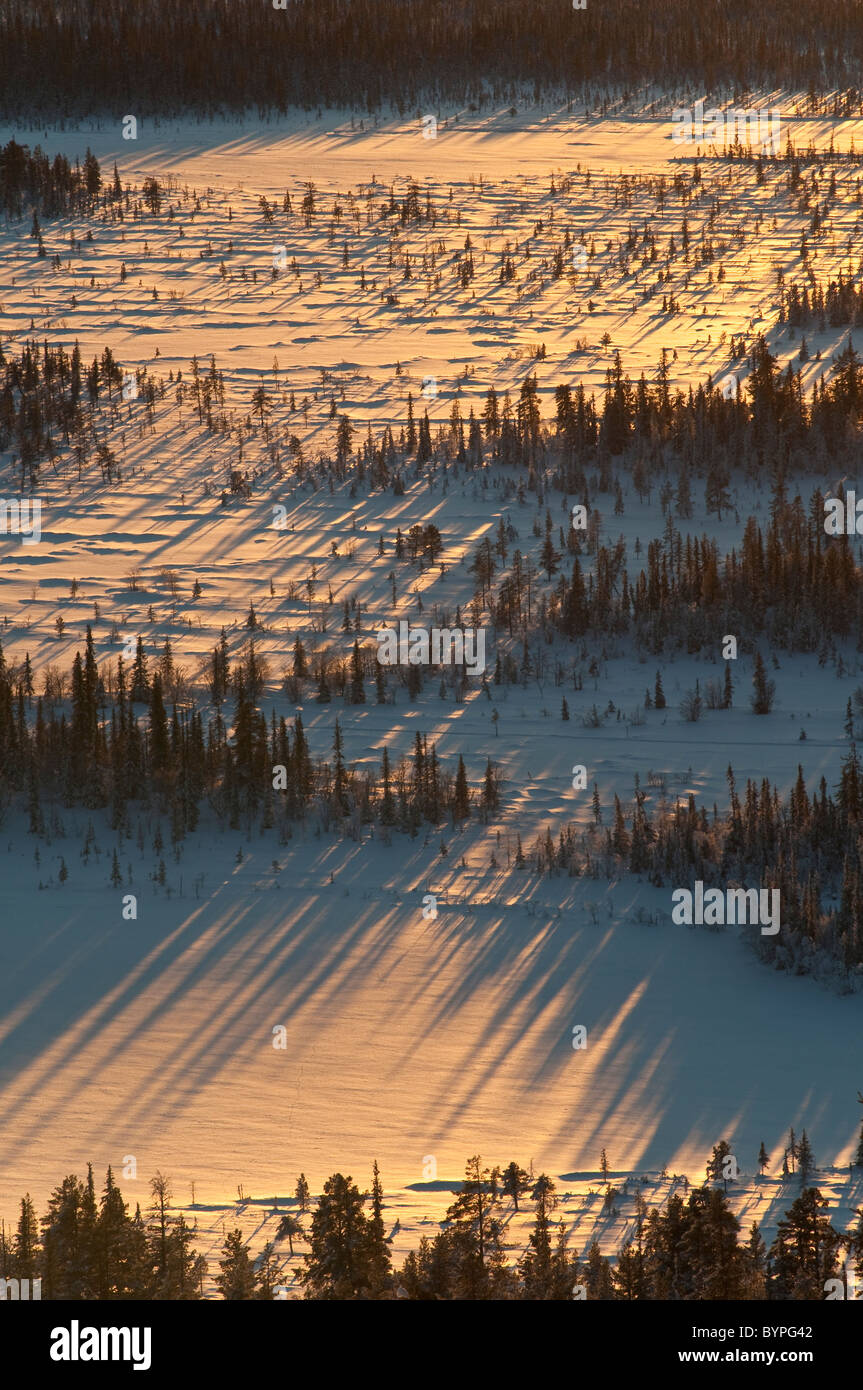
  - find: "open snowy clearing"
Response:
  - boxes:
[1,105,862,1283]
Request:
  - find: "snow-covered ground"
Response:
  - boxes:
[2,103,862,423]
[1,827,861,1266]
[1,104,862,1284]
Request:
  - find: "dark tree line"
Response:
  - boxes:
[7,333,863,661]
[4,627,863,974]
[0,140,103,219]
[0,1167,205,1299]
[2,1,863,120]
[0,632,498,843]
[780,272,863,330]
[4,1145,862,1299]
[528,752,863,977]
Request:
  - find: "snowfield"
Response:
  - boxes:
[1,102,862,1287]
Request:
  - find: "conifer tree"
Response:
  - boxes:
[292,638,308,678]
[301,1173,373,1299]
[375,661,387,704]
[751,652,775,715]
[254,1241,285,1299]
[583,1239,615,1299]
[613,1237,645,1300]
[519,1174,557,1299]
[444,1155,506,1299]
[476,757,496,818]
[452,755,470,822]
[216,1229,258,1300]
[12,1195,40,1280]
[706,1140,733,1188]
[797,1131,815,1183]
[148,1171,172,1289]
[162,1213,206,1299]
[94,1167,129,1298]
[501,1161,530,1212]
[40,1174,92,1298]
[349,639,366,704]
[742,1222,768,1299]
[130,636,150,703]
[769,1188,839,1299]
[379,747,396,826]
[367,1161,392,1295]
[331,719,349,814]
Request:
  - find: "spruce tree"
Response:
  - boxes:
[742,1222,768,1299]
[148,1171,172,1289]
[349,639,366,704]
[40,1174,92,1298]
[769,1188,839,1299]
[130,636,150,703]
[519,1174,556,1299]
[481,758,499,817]
[216,1229,258,1300]
[367,1161,392,1295]
[12,1195,40,1280]
[444,1155,506,1299]
[706,1140,733,1189]
[375,662,387,704]
[332,719,348,814]
[301,1173,372,1299]
[797,1130,815,1183]
[294,1173,311,1217]
[254,1241,285,1300]
[163,1214,206,1299]
[379,748,396,825]
[583,1239,615,1299]
[293,638,308,678]
[95,1167,130,1298]
[452,755,470,822]
[751,652,775,714]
